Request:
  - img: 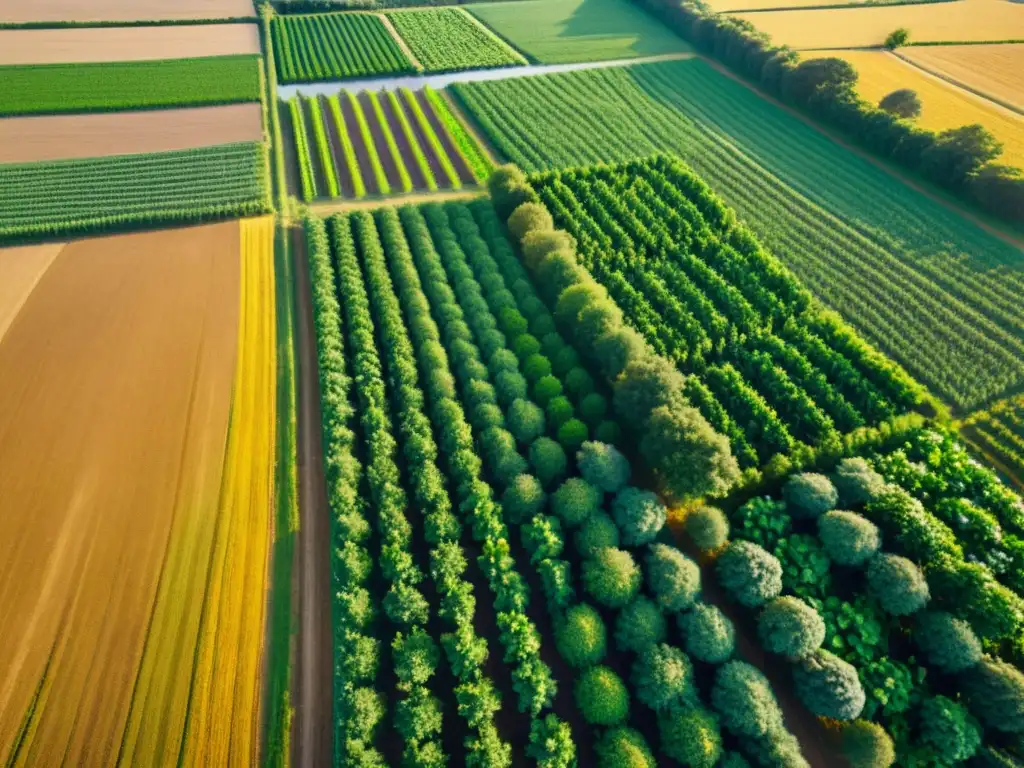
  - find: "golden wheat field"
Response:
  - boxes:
[808,49,1024,167]
[899,43,1024,113]
[710,0,861,11]
[732,0,1024,49]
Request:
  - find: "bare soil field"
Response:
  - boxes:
[0,104,263,164]
[0,23,259,66]
[900,43,1024,113]
[0,222,240,766]
[0,243,61,343]
[0,0,255,24]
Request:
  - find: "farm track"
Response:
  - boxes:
[290,225,333,768]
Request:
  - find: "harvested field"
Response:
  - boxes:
[0,222,241,766]
[711,0,943,8]
[0,243,61,343]
[0,104,263,164]
[899,43,1024,113]
[0,23,259,65]
[732,0,1024,49]
[808,49,1024,167]
[0,0,255,24]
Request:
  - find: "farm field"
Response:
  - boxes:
[963,395,1024,490]
[282,87,489,202]
[807,49,1024,168]
[271,12,414,84]
[0,103,263,164]
[0,0,256,24]
[452,57,1024,411]
[466,0,692,64]
[899,43,1024,113]
[0,141,269,242]
[385,8,525,73]
[730,0,1024,49]
[0,220,272,766]
[0,242,62,342]
[0,23,260,65]
[706,0,944,9]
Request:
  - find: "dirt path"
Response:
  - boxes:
[290,226,333,768]
[376,13,423,71]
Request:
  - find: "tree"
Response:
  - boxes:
[527,714,576,768]
[502,473,546,524]
[554,280,608,328]
[913,611,982,673]
[615,595,667,653]
[717,541,783,608]
[920,124,1003,186]
[659,706,723,768]
[555,603,607,668]
[575,512,620,557]
[613,355,687,425]
[793,649,866,720]
[631,642,695,711]
[521,230,576,270]
[456,677,502,728]
[579,392,609,425]
[817,511,880,566]
[545,395,574,430]
[758,596,826,660]
[551,477,601,528]
[878,88,921,119]
[686,506,730,552]
[884,27,910,49]
[919,696,981,762]
[841,720,895,768]
[963,657,1024,733]
[583,547,641,609]
[508,202,553,242]
[645,543,701,613]
[680,603,735,664]
[782,57,858,106]
[488,164,537,219]
[783,472,838,519]
[556,418,589,453]
[866,553,929,616]
[508,399,546,445]
[594,326,649,380]
[577,440,630,493]
[575,666,630,725]
[969,164,1024,222]
[711,661,784,738]
[529,436,567,488]
[395,686,443,743]
[392,628,440,691]
[594,727,656,768]
[612,487,667,546]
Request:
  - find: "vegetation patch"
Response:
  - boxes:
[386,8,525,73]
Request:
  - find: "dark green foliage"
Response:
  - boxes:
[793,649,865,720]
[645,543,701,613]
[583,547,641,609]
[841,720,895,768]
[774,533,832,600]
[495,370,528,406]
[577,440,630,493]
[575,665,630,725]
[555,603,607,668]
[919,695,981,762]
[498,308,529,338]
[502,473,546,524]
[392,628,440,691]
[575,512,620,557]
[551,477,601,528]
[631,642,695,711]
[758,596,825,660]
[613,354,685,425]
[522,515,565,563]
[489,165,537,219]
[719,754,753,768]
[522,229,576,269]
[866,553,929,616]
[508,398,546,444]
[862,487,963,564]
[530,436,567,487]
[508,201,554,242]
[594,727,656,768]
[565,366,595,398]
[526,714,576,768]
[783,473,838,519]
[513,333,542,360]
[913,611,982,673]
[963,658,1024,733]
[740,727,810,768]
[686,506,730,552]
[579,392,609,425]
[594,326,649,381]
[717,541,783,608]
[711,661,784,738]
[556,417,589,453]
[524,353,553,382]
[733,497,792,551]
[595,420,622,445]
[659,706,723,768]
[832,457,886,507]
[545,396,574,429]
[680,603,735,664]
[615,595,667,653]
[551,345,580,377]
[533,375,564,407]
[818,511,880,567]
[612,487,667,546]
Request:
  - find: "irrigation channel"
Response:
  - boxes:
[277,51,694,99]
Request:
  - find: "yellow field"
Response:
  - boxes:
[807,49,1024,168]
[899,43,1024,113]
[732,0,1024,49]
[711,0,861,10]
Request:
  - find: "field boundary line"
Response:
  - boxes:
[376,13,424,72]
[441,89,503,167]
[307,186,485,212]
[456,7,529,65]
[891,49,1024,117]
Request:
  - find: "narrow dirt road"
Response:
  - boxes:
[291,226,333,767]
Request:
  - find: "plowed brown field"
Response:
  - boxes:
[0,243,61,343]
[0,222,240,765]
[0,0,255,23]
[0,23,259,66]
[0,104,263,164]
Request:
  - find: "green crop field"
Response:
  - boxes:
[0,142,268,241]
[386,8,524,73]
[0,55,260,117]
[452,57,1024,411]
[271,12,414,83]
[466,0,691,64]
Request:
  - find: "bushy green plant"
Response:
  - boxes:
[526,714,576,768]
[630,642,695,711]
[555,603,607,668]
[793,649,866,720]
[612,487,667,546]
[583,547,641,609]
[580,392,609,425]
[502,473,546,524]
[711,660,784,738]
[489,165,536,219]
[508,398,546,445]
[913,611,982,673]
[863,487,963,564]
[866,553,929,616]
[758,596,826,660]
[719,753,752,768]
[551,345,580,377]
[508,201,553,242]
[686,506,730,552]
[577,440,630,493]
[615,596,667,653]
[595,420,622,445]
[919,696,981,762]
[474,402,505,430]
[521,229,575,269]
[556,417,589,453]
[774,534,832,600]
[594,727,655,768]
[859,657,920,719]
[545,395,574,429]
[738,727,809,768]
[551,477,601,528]
[841,720,895,768]
[392,628,440,691]
[533,375,563,408]
[733,497,792,550]
[530,436,567,488]
[811,595,886,666]
[717,540,783,608]
[565,366,595,397]
[575,665,629,726]
[522,515,564,563]
[783,472,839,519]
[512,333,541,360]
[575,512,620,557]
[495,370,528,406]
[645,543,701,613]
[818,511,881,566]
[659,706,722,768]
[832,457,886,507]
[594,325,649,380]
[680,603,735,664]
[963,657,1024,733]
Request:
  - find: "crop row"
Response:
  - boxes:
[385,8,524,74]
[963,396,1024,491]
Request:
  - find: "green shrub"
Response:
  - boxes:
[508,202,554,242]
[595,326,648,380]
[531,314,557,339]
[536,250,586,303]
[489,165,536,218]
[565,366,595,398]
[502,473,546,524]
[545,395,574,429]
[489,348,520,375]
[686,506,730,552]
[524,353,553,383]
[498,308,529,338]
[575,512,620,557]
[522,229,575,269]
[612,487,667,546]
[551,345,580,377]
[818,511,880,567]
[594,727,655,768]
[645,543,700,613]
[630,642,694,711]
[659,706,722,768]
[512,333,541,360]
[841,720,895,768]
[583,547,641,609]
[495,370,528,406]
[551,478,601,528]
[474,402,505,430]
[533,374,564,407]
[555,603,607,668]
[615,596,667,653]
[575,666,629,726]
[508,398,546,445]
[522,515,564,562]
[758,596,825,660]
[740,727,809,768]
[711,661,784,738]
[530,437,567,488]
[595,420,622,445]
[680,603,735,664]
[526,714,575,768]
[783,473,838,519]
[913,611,982,673]
[613,355,686,425]
[717,541,783,608]
[774,533,832,601]
[866,553,929,616]
[579,392,608,425]
[577,441,630,493]
[719,754,752,768]
[557,418,589,453]
[733,497,791,550]
[920,695,981,762]
[832,457,886,507]
[793,649,866,720]
[963,657,1024,733]
[555,281,607,328]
